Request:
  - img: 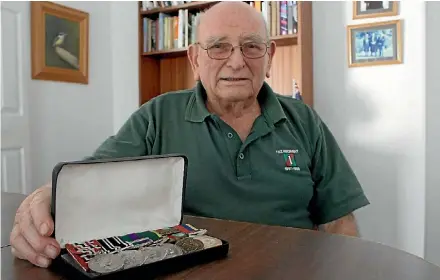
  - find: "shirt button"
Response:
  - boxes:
[227,132,233,139]
[239,153,244,160]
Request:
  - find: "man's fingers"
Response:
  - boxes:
[20,214,46,252]
[20,214,59,259]
[11,246,24,259]
[29,192,53,236]
[10,229,51,268]
[9,184,57,267]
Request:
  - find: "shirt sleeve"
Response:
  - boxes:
[309,114,370,225]
[84,106,154,161]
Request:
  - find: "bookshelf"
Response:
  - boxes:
[141,1,217,15]
[138,1,313,106]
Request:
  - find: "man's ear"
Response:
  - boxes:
[265,41,276,78]
[187,44,200,81]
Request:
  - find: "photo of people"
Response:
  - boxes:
[348,20,402,67]
[355,29,393,60]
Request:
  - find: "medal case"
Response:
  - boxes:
[49,154,229,279]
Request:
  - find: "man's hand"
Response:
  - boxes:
[320,213,359,237]
[10,183,61,267]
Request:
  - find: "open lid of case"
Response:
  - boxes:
[50,154,188,249]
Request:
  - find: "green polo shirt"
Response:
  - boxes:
[86,81,369,229]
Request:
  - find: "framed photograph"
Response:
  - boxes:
[31,2,89,84]
[347,20,402,68]
[353,1,398,19]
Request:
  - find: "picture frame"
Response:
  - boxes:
[353,1,398,19]
[347,19,402,68]
[31,2,89,84]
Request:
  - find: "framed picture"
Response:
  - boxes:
[31,2,89,84]
[353,1,398,19]
[347,19,402,68]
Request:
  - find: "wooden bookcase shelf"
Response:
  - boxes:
[138,1,313,107]
[141,1,219,16]
[142,48,188,59]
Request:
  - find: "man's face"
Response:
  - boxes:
[188,4,276,103]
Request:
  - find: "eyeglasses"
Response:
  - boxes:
[197,42,269,60]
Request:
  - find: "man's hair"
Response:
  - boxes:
[194,6,270,43]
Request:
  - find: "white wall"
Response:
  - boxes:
[425,1,440,267]
[313,1,427,258]
[28,1,139,188]
[110,1,140,134]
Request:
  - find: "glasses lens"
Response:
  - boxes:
[208,43,233,59]
[242,42,267,58]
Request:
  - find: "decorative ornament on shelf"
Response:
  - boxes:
[292,79,302,101]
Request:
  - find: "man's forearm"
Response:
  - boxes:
[320,213,359,237]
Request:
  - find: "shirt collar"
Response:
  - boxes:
[258,82,287,126]
[185,81,287,125]
[185,81,211,122]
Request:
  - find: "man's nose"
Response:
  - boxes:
[226,47,245,70]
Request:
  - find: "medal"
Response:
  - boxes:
[168,232,187,242]
[66,240,102,255]
[128,237,154,249]
[192,235,222,249]
[183,224,199,231]
[175,237,204,253]
[160,243,183,259]
[63,223,212,273]
[65,240,103,271]
[139,246,166,264]
[88,253,124,274]
[189,229,208,236]
[96,237,132,254]
[120,230,161,243]
[155,227,181,235]
[118,250,146,269]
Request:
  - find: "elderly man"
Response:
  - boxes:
[10,2,369,269]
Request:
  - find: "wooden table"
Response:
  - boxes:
[2,193,440,280]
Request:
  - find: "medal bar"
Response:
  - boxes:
[64,224,210,273]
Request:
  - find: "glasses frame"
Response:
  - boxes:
[196,41,270,60]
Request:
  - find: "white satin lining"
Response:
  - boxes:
[54,156,185,248]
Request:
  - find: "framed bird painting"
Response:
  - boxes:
[31,2,89,84]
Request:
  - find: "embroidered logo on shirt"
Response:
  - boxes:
[276,149,301,171]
